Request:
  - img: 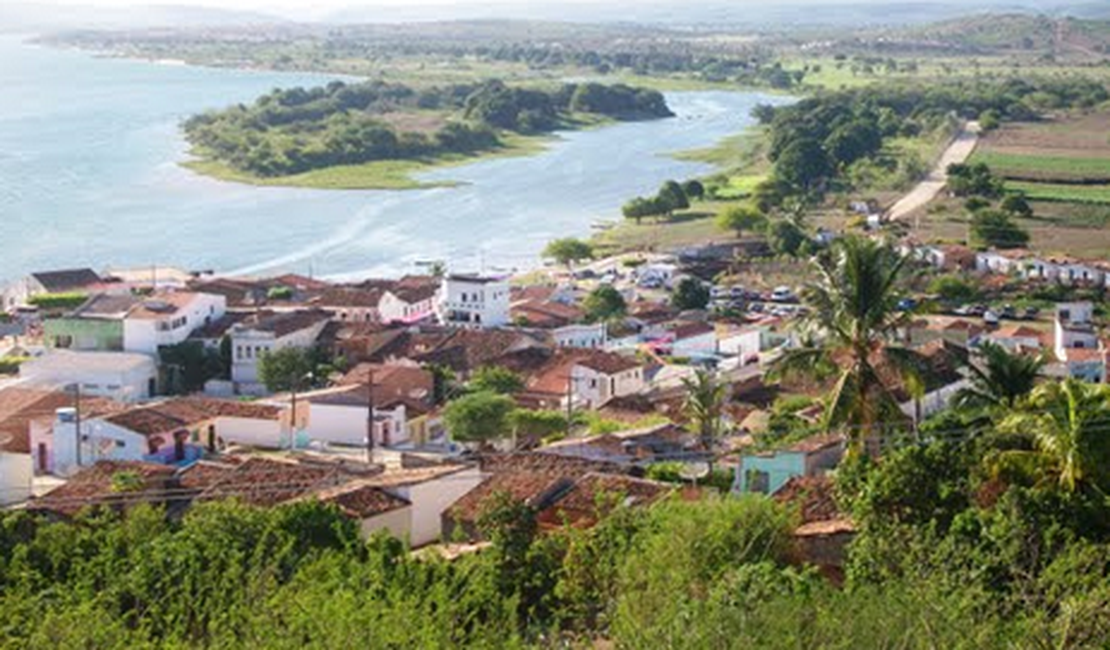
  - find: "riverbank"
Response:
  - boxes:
[182,132,557,190]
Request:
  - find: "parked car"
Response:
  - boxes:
[896,298,918,311]
[730,286,746,299]
[1023,306,1040,320]
[710,286,729,299]
[983,310,1000,326]
[770,286,797,303]
[1000,304,1017,320]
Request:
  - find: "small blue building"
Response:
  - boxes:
[735,434,844,495]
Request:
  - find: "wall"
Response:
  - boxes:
[217,417,286,449]
[43,318,124,351]
[389,466,483,547]
[438,278,510,329]
[737,452,806,495]
[672,331,718,358]
[0,452,32,505]
[50,419,146,477]
[360,506,413,541]
[19,354,157,402]
[719,329,761,360]
[899,379,971,421]
[553,323,607,349]
[306,403,407,448]
[124,293,227,356]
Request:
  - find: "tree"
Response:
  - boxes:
[682,371,727,463]
[971,209,1030,249]
[584,285,627,323]
[774,137,831,191]
[1001,193,1033,219]
[542,238,594,269]
[947,162,1004,198]
[681,180,705,201]
[509,409,567,443]
[471,366,525,395]
[257,347,315,393]
[672,277,710,311]
[998,379,1110,493]
[927,275,978,304]
[770,236,923,452]
[622,196,662,225]
[443,391,516,444]
[766,219,810,257]
[954,341,1044,412]
[159,341,224,394]
[716,204,767,239]
[657,180,689,215]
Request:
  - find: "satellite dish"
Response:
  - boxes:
[678,462,711,482]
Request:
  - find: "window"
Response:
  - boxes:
[236,345,243,359]
[55,335,73,349]
[746,470,770,494]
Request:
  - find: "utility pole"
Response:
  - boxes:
[73,383,82,468]
[365,368,375,464]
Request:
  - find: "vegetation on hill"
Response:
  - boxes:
[183,79,671,178]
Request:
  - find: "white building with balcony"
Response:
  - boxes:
[123,292,227,356]
[437,274,510,329]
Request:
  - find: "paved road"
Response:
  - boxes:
[886,121,981,223]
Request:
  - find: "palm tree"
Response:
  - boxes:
[997,379,1110,494]
[682,370,727,464]
[770,235,923,453]
[954,341,1044,411]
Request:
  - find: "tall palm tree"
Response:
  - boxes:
[770,235,923,453]
[682,370,727,463]
[954,341,1044,411]
[998,379,1110,494]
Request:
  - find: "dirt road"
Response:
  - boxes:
[886,121,981,222]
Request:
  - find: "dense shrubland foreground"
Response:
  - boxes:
[5,437,1110,650]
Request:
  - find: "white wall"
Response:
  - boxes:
[388,466,483,547]
[719,329,762,360]
[218,417,287,449]
[51,419,146,477]
[19,352,157,402]
[231,320,327,386]
[124,293,227,356]
[360,506,413,541]
[672,331,718,358]
[570,364,644,408]
[553,323,607,349]
[306,403,408,447]
[379,291,437,324]
[438,277,510,329]
[0,453,33,505]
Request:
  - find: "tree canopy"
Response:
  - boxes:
[443,390,517,443]
[583,285,628,323]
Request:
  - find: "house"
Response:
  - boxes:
[524,349,646,410]
[537,422,691,466]
[662,321,718,358]
[228,310,332,390]
[3,268,103,311]
[1054,302,1098,362]
[1058,347,1108,383]
[437,274,510,329]
[551,322,608,349]
[361,464,483,547]
[296,385,420,449]
[122,291,227,356]
[534,472,676,530]
[774,476,855,583]
[42,293,137,351]
[985,325,1044,353]
[908,317,985,349]
[311,482,414,540]
[317,287,384,323]
[19,350,159,402]
[975,249,1030,275]
[736,434,845,495]
[906,244,976,272]
[41,397,301,476]
[378,281,440,324]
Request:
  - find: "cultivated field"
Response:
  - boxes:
[973,112,1110,184]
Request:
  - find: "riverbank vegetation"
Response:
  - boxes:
[183,79,671,184]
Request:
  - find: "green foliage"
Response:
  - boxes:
[509,409,567,441]
[1000,192,1034,219]
[443,390,516,443]
[970,209,1030,249]
[267,285,294,300]
[27,292,88,311]
[766,218,811,257]
[470,366,525,395]
[716,203,766,237]
[681,179,705,201]
[948,162,1005,198]
[159,340,224,394]
[928,274,979,303]
[257,346,315,393]
[671,277,710,311]
[583,285,627,323]
[0,356,28,375]
[542,237,593,268]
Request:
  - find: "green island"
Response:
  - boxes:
[181,79,672,189]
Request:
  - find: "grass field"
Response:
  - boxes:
[183,132,555,190]
[1007,181,1110,205]
[589,202,735,256]
[972,151,1110,182]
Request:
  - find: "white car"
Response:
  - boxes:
[770,286,796,303]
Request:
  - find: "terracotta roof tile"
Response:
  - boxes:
[311,482,411,518]
[105,398,282,437]
[32,460,176,517]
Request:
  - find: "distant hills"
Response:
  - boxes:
[0,3,283,33]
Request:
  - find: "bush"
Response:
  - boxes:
[0,357,28,375]
[27,292,87,311]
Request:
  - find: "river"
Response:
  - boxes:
[0,35,790,282]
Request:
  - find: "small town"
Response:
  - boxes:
[8,1,1110,646]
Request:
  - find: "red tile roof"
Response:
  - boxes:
[311,482,411,518]
[0,388,123,454]
[195,457,342,507]
[32,460,176,517]
[536,473,674,529]
[105,398,282,437]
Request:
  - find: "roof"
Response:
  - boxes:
[311,482,411,518]
[125,292,205,320]
[991,325,1043,339]
[536,473,674,529]
[334,363,434,403]
[317,288,384,309]
[389,283,439,304]
[784,433,845,454]
[445,274,504,285]
[31,268,102,292]
[105,397,283,437]
[773,475,842,523]
[21,350,156,374]
[574,350,642,375]
[511,300,583,328]
[195,457,341,508]
[669,321,716,340]
[189,312,251,340]
[0,388,123,454]
[233,309,331,338]
[31,460,176,517]
[1062,347,1107,363]
[69,293,140,318]
[363,463,473,488]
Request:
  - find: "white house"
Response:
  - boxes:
[2,268,103,311]
[366,464,484,547]
[570,353,646,409]
[719,326,765,365]
[0,450,32,506]
[975,250,1029,275]
[317,288,383,323]
[437,274,510,329]
[1054,302,1098,362]
[296,386,414,448]
[379,285,440,324]
[20,350,158,402]
[985,325,1043,353]
[123,292,227,356]
[552,322,607,349]
[229,310,332,389]
[669,322,718,358]
[1027,258,1105,286]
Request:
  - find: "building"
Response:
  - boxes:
[42,293,136,351]
[437,274,510,329]
[228,310,332,389]
[296,385,423,449]
[985,325,1044,353]
[317,287,384,323]
[122,292,227,356]
[1054,302,1098,362]
[378,283,440,325]
[41,397,302,476]
[2,268,103,311]
[736,434,845,495]
[975,249,1030,275]
[524,350,646,410]
[20,350,158,402]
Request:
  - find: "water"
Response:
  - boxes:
[0,35,790,282]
